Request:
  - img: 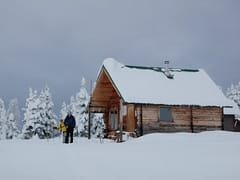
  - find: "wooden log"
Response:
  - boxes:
[126,105,135,132]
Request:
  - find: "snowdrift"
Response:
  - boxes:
[0,131,240,180]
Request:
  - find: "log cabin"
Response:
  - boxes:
[88,58,234,140]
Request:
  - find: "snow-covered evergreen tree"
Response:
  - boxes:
[69,96,75,112]
[60,102,68,120]
[22,87,57,139]
[6,99,20,139]
[21,88,40,139]
[0,98,7,140]
[64,77,105,138]
[226,81,240,107]
[38,86,58,138]
[71,77,90,136]
[91,113,105,138]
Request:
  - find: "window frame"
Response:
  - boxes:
[159,107,173,122]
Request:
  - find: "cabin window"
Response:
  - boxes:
[160,107,173,122]
[109,110,118,130]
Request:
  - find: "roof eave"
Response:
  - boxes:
[123,101,230,108]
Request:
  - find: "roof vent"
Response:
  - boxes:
[163,60,174,79]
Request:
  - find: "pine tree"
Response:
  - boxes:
[226,82,240,107]
[91,113,105,138]
[0,98,7,140]
[65,77,105,138]
[38,86,58,139]
[22,87,57,139]
[69,96,75,112]
[6,99,20,139]
[72,77,90,137]
[60,102,68,120]
[21,88,41,139]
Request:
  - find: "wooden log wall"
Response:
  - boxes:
[191,107,222,132]
[135,105,223,134]
[126,104,135,132]
[140,106,192,133]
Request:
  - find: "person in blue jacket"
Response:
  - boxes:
[64,111,76,143]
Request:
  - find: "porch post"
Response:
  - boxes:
[140,105,143,136]
[88,106,91,140]
[119,100,123,142]
[190,106,194,133]
[221,107,224,130]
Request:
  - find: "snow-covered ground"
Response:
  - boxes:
[0,131,240,180]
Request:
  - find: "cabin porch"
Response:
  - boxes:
[88,103,139,141]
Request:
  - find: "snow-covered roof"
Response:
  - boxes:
[101,58,233,107]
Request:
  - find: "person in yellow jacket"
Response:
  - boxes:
[55,119,67,143]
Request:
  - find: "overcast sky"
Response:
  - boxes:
[0,0,240,114]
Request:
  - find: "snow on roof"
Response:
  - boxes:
[102,58,233,107]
